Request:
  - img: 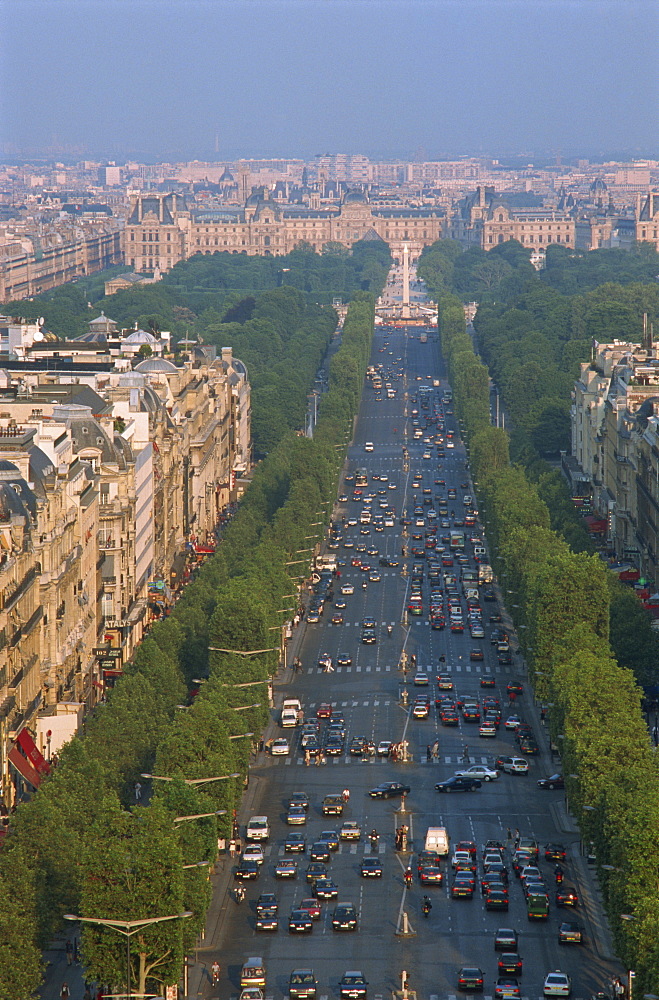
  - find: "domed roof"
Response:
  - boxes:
[123,328,159,345]
[134,358,179,374]
[344,189,368,204]
[590,177,607,193]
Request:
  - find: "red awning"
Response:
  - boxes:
[8,746,42,788]
[16,728,50,775]
[619,569,640,582]
[584,515,608,533]
[194,545,216,554]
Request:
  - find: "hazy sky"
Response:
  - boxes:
[1,0,657,162]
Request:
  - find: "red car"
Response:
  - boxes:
[316,703,333,719]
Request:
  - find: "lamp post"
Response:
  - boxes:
[64,910,192,1000]
[141,773,239,786]
[173,810,227,825]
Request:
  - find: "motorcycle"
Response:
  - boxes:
[234,885,245,904]
[422,897,432,917]
[387,624,393,636]
[404,869,413,888]
[369,830,379,851]
[554,865,565,885]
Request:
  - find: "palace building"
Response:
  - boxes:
[123,189,444,272]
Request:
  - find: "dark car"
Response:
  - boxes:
[556,886,579,907]
[537,773,565,790]
[312,877,339,900]
[544,843,567,861]
[309,841,331,863]
[451,876,475,898]
[332,902,358,931]
[436,776,482,793]
[485,889,509,911]
[494,928,519,951]
[507,682,524,696]
[289,970,317,1000]
[558,921,584,944]
[494,978,520,999]
[379,556,399,567]
[419,865,443,885]
[288,909,314,934]
[285,832,307,853]
[256,893,278,915]
[360,856,383,878]
[275,859,298,879]
[288,792,310,811]
[458,967,484,992]
[255,906,279,931]
[498,954,523,975]
[298,898,322,920]
[234,860,260,880]
[305,862,328,883]
[361,629,377,644]
[339,972,368,1000]
[369,782,411,799]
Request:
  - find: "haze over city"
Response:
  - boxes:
[2,0,657,163]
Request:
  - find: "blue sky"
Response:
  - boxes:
[1,0,657,161]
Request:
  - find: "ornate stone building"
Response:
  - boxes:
[447,187,575,250]
[123,189,443,273]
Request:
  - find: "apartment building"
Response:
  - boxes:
[0,338,250,810]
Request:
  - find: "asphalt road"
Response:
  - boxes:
[210,279,620,1000]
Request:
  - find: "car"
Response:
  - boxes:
[241,989,265,1000]
[451,876,475,898]
[369,782,411,799]
[504,715,522,730]
[543,971,572,996]
[309,841,331,863]
[360,856,383,877]
[379,556,399,567]
[458,967,484,991]
[537,774,565,790]
[494,979,521,999]
[287,805,307,826]
[507,682,524,696]
[471,624,485,638]
[331,612,344,625]
[242,844,265,865]
[377,741,392,756]
[339,820,361,841]
[336,653,352,666]
[558,921,583,944]
[312,877,339,899]
[544,843,567,861]
[288,792,309,811]
[285,832,307,853]
[497,953,523,975]
[288,909,314,933]
[305,861,328,883]
[437,674,454,690]
[255,892,278,916]
[255,907,279,931]
[332,902,358,931]
[271,738,290,755]
[297,897,322,921]
[413,671,430,685]
[275,859,298,879]
[361,629,377,644]
[480,674,496,687]
[479,720,497,737]
[418,865,443,885]
[322,794,344,816]
[494,928,519,951]
[436,776,482,792]
[316,703,333,719]
[319,830,340,851]
[518,736,539,754]
[339,972,368,1000]
[555,886,579,907]
[289,970,317,1000]
[341,583,354,595]
[235,860,260,880]
[470,648,484,661]
[454,764,498,782]
[485,890,509,910]
[413,700,429,718]
[495,756,529,774]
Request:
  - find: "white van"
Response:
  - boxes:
[246,816,270,842]
[364,442,374,452]
[425,826,450,856]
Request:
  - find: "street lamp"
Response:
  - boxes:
[141,773,239,785]
[173,810,227,825]
[182,860,211,870]
[208,646,279,656]
[64,910,192,1000]
[229,732,254,740]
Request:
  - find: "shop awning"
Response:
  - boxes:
[16,728,50,776]
[8,746,42,788]
[584,515,608,533]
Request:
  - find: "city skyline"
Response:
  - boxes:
[1,0,657,163]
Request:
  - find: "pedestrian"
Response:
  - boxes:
[426,745,432,762]
[60,984,70,1000]
[304,751,310,766]
[73,938,79,963]
[540,706,546,723]
[342,788,350,803]
[432,740,439,759]
[508,691,516,706]
[134,781,142,802]
[65,940,73,966]
[258,738,264,752]
[506,827,512,844]
[463,744,469,762]
[514,828,520,849]
[229,840,236,858]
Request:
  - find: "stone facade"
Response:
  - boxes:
[123,190,443,273]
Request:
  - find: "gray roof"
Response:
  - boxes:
[134,358,179,374]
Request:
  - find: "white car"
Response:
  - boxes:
[270,738,290,756]
[413,672,430,686]
[454,764,499,782]
[242,844,265,865]
[543,971,572,997]
[471,625,485,638]
[341,583,355,595]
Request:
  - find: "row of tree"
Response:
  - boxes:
[0,289,376,999]
[437,290,659,990]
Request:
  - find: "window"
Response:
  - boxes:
[498,214,504,222]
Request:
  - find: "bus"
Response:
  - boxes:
[450,531,465,550]
[355,468,368,488]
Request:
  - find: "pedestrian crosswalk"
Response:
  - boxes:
[307,662,507,674]
[280,753,500,767]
